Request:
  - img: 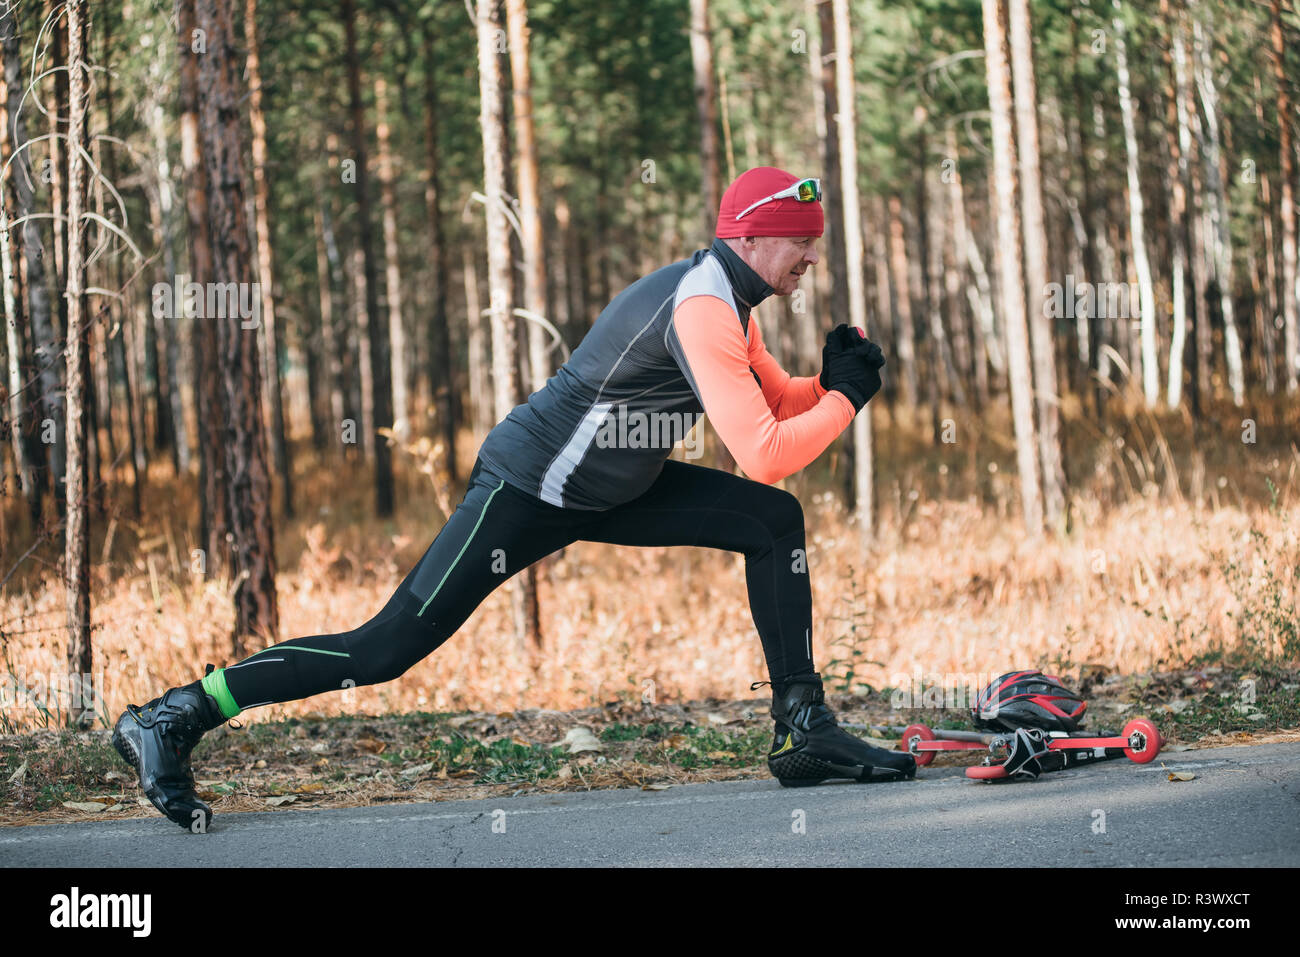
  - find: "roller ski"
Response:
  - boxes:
[895,670,1162,782]
[899,718,1163,780]
[762,672,917,787]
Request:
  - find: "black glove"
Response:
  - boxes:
[819,324,885,413]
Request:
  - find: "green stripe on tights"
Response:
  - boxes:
[201,667,242,719]
[419,480,505,618]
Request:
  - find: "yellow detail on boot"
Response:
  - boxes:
[772,734,795,756]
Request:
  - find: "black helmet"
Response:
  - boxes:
[973,670,1087,733]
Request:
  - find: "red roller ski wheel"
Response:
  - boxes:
[901,723,936,767]
[966,764,1009,781]
[1121,718,1162,763]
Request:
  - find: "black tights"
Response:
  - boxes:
[218,458,817,710]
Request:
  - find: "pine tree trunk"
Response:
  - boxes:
[1182,40,1211,417]
[422,21,458,481]
[63,0,92,727]
[98,27,143,518]
[313,202,345,435]
[176,0,227,577]
[982,0,1043,534]
[1165,1,1192,407]
[1112,0,1159,408]
[689,0,721,239]
[342,0,394,514]
[831,0,875,544]
[245,0,293,517]
[0,9,42,520]
[1009,0,1065,525]
[144,54,189,473]
[372,75,411,446]
[886,195,918,413]
[506,0,550,395]
[477,0,541,650]
[941,128,976,409]
[196,0,279,651]
[1191,5,1245,406]
[812,0,849,328]
[1273,0,1298,393]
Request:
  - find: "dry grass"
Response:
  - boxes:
[1,394,1297,732]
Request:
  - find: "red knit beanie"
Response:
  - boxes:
[715,166,824,238]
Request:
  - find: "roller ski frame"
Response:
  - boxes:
[896,717,1163,781]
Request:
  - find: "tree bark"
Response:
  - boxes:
[812,0,849,328]
[831,0,875,543]
[196,0,279,651]
[373,74,411,446]
[477,0,540,649]
[245,0,293,517]
[176,0,227,577]
[1112,0,1159,408]
[144,51,189,473]
[1273,0,1298,393]
[342,0,394,514]
[1165,1,1192,407]
[63,0,92,726]
[506,0,549,394]
[1009,0,1065,526]
[886,195,918,413]
[422,20,457,481]
[982,0,1043,534]
[0,8,43,520]
[1191,4,1245,406]
[689,0,721,240]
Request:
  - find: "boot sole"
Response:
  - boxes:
[112,713,213,831]
[770,751,915,787]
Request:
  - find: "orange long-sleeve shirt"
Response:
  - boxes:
[672,295,854,484]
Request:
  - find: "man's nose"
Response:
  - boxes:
[804,247,819,265]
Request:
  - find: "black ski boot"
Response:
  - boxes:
[764,673,916,787]
[112,672,227,831]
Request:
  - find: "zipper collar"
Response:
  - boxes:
[709,236,775,313]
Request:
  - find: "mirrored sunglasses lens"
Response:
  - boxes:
[796,180,820,202]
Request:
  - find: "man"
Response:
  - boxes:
[113,166,915,830]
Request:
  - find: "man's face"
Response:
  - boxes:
[741,235,820,296]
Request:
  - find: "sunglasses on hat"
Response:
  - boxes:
[734,177,822,221]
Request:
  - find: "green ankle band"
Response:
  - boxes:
[201,668,242,719]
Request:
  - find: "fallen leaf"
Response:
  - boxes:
[355,737,387,754]
[7,761,27,785]
[642,783,673,791]
[254,759,267,769]
[63,801,110,813]
[1167,771,1195,781]
[294,782,325,793]
[1163,744,1193,752]
[705,751,736,760]
[556,765,573,781]
[662,733,690,749]
[265,795,297,806]
[706,712,730,726]
[400,762,435,777]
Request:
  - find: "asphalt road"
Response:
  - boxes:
[3,742,1297,867]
